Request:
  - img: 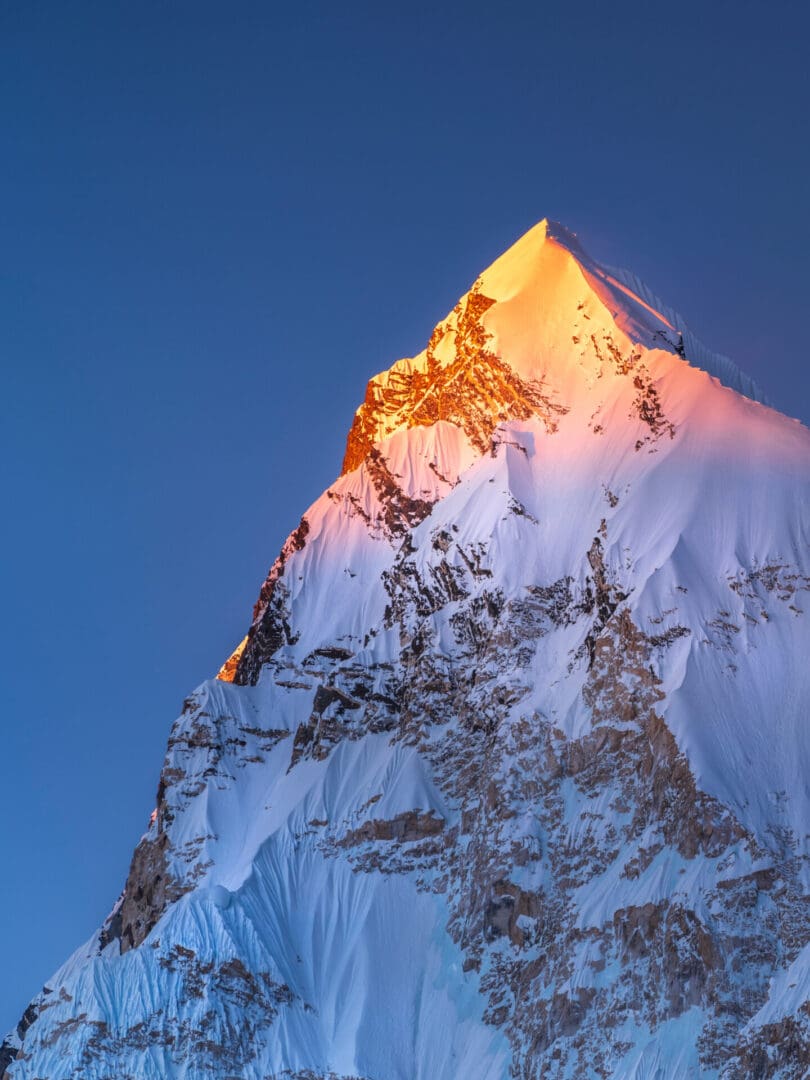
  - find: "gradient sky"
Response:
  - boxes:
[2,0,809,1030]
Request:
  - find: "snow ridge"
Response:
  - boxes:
[544,220,769,405]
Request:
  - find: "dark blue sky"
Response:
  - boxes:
[2,0,808,1029]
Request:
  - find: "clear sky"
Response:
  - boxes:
[2,0,808,1031]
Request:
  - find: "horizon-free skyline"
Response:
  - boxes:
[3,0,810,1035]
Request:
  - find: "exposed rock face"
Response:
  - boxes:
[236,516,311,684]
[4,219,810,1079]
[342,284,567,473]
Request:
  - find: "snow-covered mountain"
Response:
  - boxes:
[5,220,810,1079]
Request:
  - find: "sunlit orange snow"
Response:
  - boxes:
[217,636,248,682]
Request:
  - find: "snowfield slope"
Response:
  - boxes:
[4,220,810,1079]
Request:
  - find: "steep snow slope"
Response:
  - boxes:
[4,220,809,1079]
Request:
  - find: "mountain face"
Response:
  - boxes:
[5,220,810,1079]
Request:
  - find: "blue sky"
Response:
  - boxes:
[1,0,808,1029]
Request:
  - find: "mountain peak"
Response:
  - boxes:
[481,218,766,402]
[340,220,767,477]
[8,220,810,1080]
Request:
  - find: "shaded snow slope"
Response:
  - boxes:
[4,220,809,1080]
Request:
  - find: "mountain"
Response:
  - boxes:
[4,220,810,1079]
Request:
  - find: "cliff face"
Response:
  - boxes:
[5,221,810,1079]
